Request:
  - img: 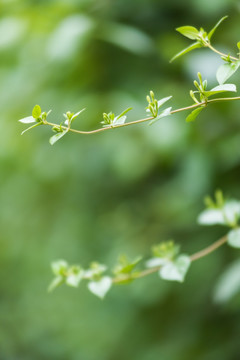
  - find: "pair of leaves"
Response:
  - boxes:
[171,16,228,62]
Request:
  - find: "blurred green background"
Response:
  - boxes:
[1,0,240,359]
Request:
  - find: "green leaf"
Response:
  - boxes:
[170,42,202,62]
[48,276,64,292]
[32,105,42,119]
[21,122,42,135]
[113,255,142,275]
[116,107,132,120]
[112,116,127,126]
[237,42,240,50]
[208,16,228,40]
[151,241,179,260]
[19,116,36,124]
[87,276,112,299]
[64,108,86,125]
[176,26,200,40]
[84,262,107,279]
[49,129,68,145]
[203,83,236,97]
[186,107,204,122]
[227,228,240,248]
[213,259,240,303]
[159,255,191,283]
[51,260,68,276]
[149,107,172,125]
[216,62,240,84]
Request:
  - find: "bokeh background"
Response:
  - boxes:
[1,0,240,359]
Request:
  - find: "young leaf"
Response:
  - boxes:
[32,105,42,119]
[237,42,240,50]
[113,255,142,275]
[51,260,68,276]
[176,26,200,40]
[186,107,204,122]
[216,62,240,85]
[48,276,65,292]
[71,108,86,122]
[157,96,172,108]
[112,116,127,126]
[145,257,169,268]
[149,107,172,125]
[159,255,191,283]
[227,229,240,248]
[49,129,68,145]
[203,83,236,97]
[21,122,42,135]
[19,116,36,124]
[66,271,84,287]
[170,42,202,63]
[116,107,132,120]
[208,16,228,40]
[87,276,112,299]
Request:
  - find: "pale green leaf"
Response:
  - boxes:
[237,42,240,50]
[19,116,36,124]
[145,257,169,268]
[216,62,240,85]
[176,26,200,40]
[170,42,202,62]
[157,96,172,108]
[112,115,127,126]
[66,271,84,287]
[48,276,64,292]
[32,105,42,119]
[87,276,112,299]
[198,208,225,225]
[213,259,240,303]
[51,260,68,276]
[149,107,172,125]
[159,255,191,283]
[208,16,228,40]
[21,122,42,135]
[186,107,204,122]
[203,83,236,97]
[71,108,86,121]
[227,228,240,248]
[49,129,68,145]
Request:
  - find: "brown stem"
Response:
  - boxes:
[112,234,228,284]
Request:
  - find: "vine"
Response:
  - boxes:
[18,16,240,299]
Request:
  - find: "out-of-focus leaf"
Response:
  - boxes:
[21,122,42,135]
[48,276,64,292]
[159,255,191,283]
[87,276,112,299]
[98,22,154,55]
[213,259,240,303]
[227,228,240,248]
[19,116,36,124]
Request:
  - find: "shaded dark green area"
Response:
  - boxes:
[1,0,240,359]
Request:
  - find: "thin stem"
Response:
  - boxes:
[112,234,228,284]
[44,96,240,136]
[205,42,238,61]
